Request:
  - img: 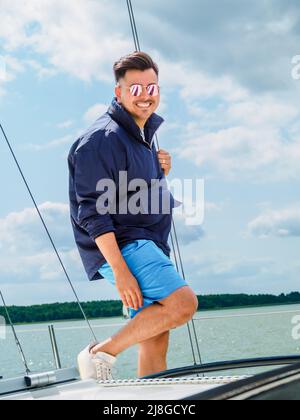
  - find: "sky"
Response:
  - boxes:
[0,0,299,306]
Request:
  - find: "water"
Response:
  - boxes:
[1,304,300,380]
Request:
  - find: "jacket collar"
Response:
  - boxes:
[107,98,164,146]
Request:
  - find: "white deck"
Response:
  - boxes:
[0,376,247,400]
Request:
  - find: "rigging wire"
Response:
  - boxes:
[126,0,203,366]
[0,290,31,375]
[126,0,141,51]
[0,124,97,343]
[172,218,203,365]
[170,231,197,365]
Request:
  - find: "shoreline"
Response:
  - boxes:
[10,301,300,327]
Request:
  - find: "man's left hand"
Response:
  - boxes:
[157,149,172,176]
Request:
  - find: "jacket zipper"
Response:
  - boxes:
[139,135,155,151]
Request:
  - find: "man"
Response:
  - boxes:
[68,51,198,381]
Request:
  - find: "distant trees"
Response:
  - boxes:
[197,292,300,310]
[0,300,123,324]
[0,292,300,324]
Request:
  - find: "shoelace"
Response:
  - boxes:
[95,359,114,381]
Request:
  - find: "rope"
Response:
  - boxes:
[125,0,203,366]
[97,375,247,387]
[0,124,98,343]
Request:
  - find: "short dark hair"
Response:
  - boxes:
[113,51,159,83]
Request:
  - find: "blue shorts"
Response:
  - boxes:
[98,239,188,319]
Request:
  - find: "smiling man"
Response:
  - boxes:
[68,52,198,381]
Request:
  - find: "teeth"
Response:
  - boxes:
[136,102,151,108]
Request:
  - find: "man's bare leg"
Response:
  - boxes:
[91,286,198,357]
[138,330,170,377]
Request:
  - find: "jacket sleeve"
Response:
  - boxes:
[73,134,124,240]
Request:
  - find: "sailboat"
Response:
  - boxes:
[1,0,300,400]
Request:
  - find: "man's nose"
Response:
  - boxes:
[139,86,151,99]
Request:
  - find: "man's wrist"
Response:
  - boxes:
[111,259,128,275]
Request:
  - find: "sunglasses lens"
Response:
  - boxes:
[130,84,142,96]
[129,84,159,96]
[147,84,159,96]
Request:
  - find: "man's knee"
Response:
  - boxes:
[176,292,198,323]
[162,286,199,324]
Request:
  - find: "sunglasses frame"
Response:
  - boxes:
[118,83,160,97]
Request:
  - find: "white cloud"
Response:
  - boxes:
[157,55,248,102]
[83,103,109,124]
[183,251,300,295]
[205,201,223,212]
[0,277,117,306]
[141,49,300,183]
[22,134,73,151]
[248,205,300,238]
[0,202,72,254]
[0,0,132,82]
[174,88,300,182]
[0,203,119,305]
[170,199,222,244]
[0,202,88,292]
[172,214,205,245]
[136,0,300,95]
[179,126,282,179]
[57,120,74,129]
[226,98,298,127]
[1,55,25,78]
[26,59,58,79]
[136,50,299,183]
[0,54,25,96]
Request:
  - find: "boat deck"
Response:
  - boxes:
[0,376,247,400]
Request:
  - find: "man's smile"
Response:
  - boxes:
[135,101,152,109]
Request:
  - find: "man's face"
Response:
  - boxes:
[115,68,160,128]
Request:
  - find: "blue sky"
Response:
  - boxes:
[0,0,300,305]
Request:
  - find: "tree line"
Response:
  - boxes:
[0,292,300,324]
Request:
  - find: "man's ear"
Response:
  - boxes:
[115,85,121,103]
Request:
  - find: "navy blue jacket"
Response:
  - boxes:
[68,98,175,281]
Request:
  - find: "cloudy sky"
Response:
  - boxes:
[0,0,299,306]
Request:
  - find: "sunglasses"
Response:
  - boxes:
[126,83,160,97]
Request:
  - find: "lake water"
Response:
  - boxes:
[1,304,300,380]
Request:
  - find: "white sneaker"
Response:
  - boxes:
[93,352,116,381]
[77,343,116,381]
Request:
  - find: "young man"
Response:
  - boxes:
[68,52,198,380]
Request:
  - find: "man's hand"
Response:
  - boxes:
[95,233,143,311]
[114,267,144,311]
[157,149,172,176]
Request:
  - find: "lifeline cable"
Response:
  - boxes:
[125,0,203,366]
[0,290,31,375]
